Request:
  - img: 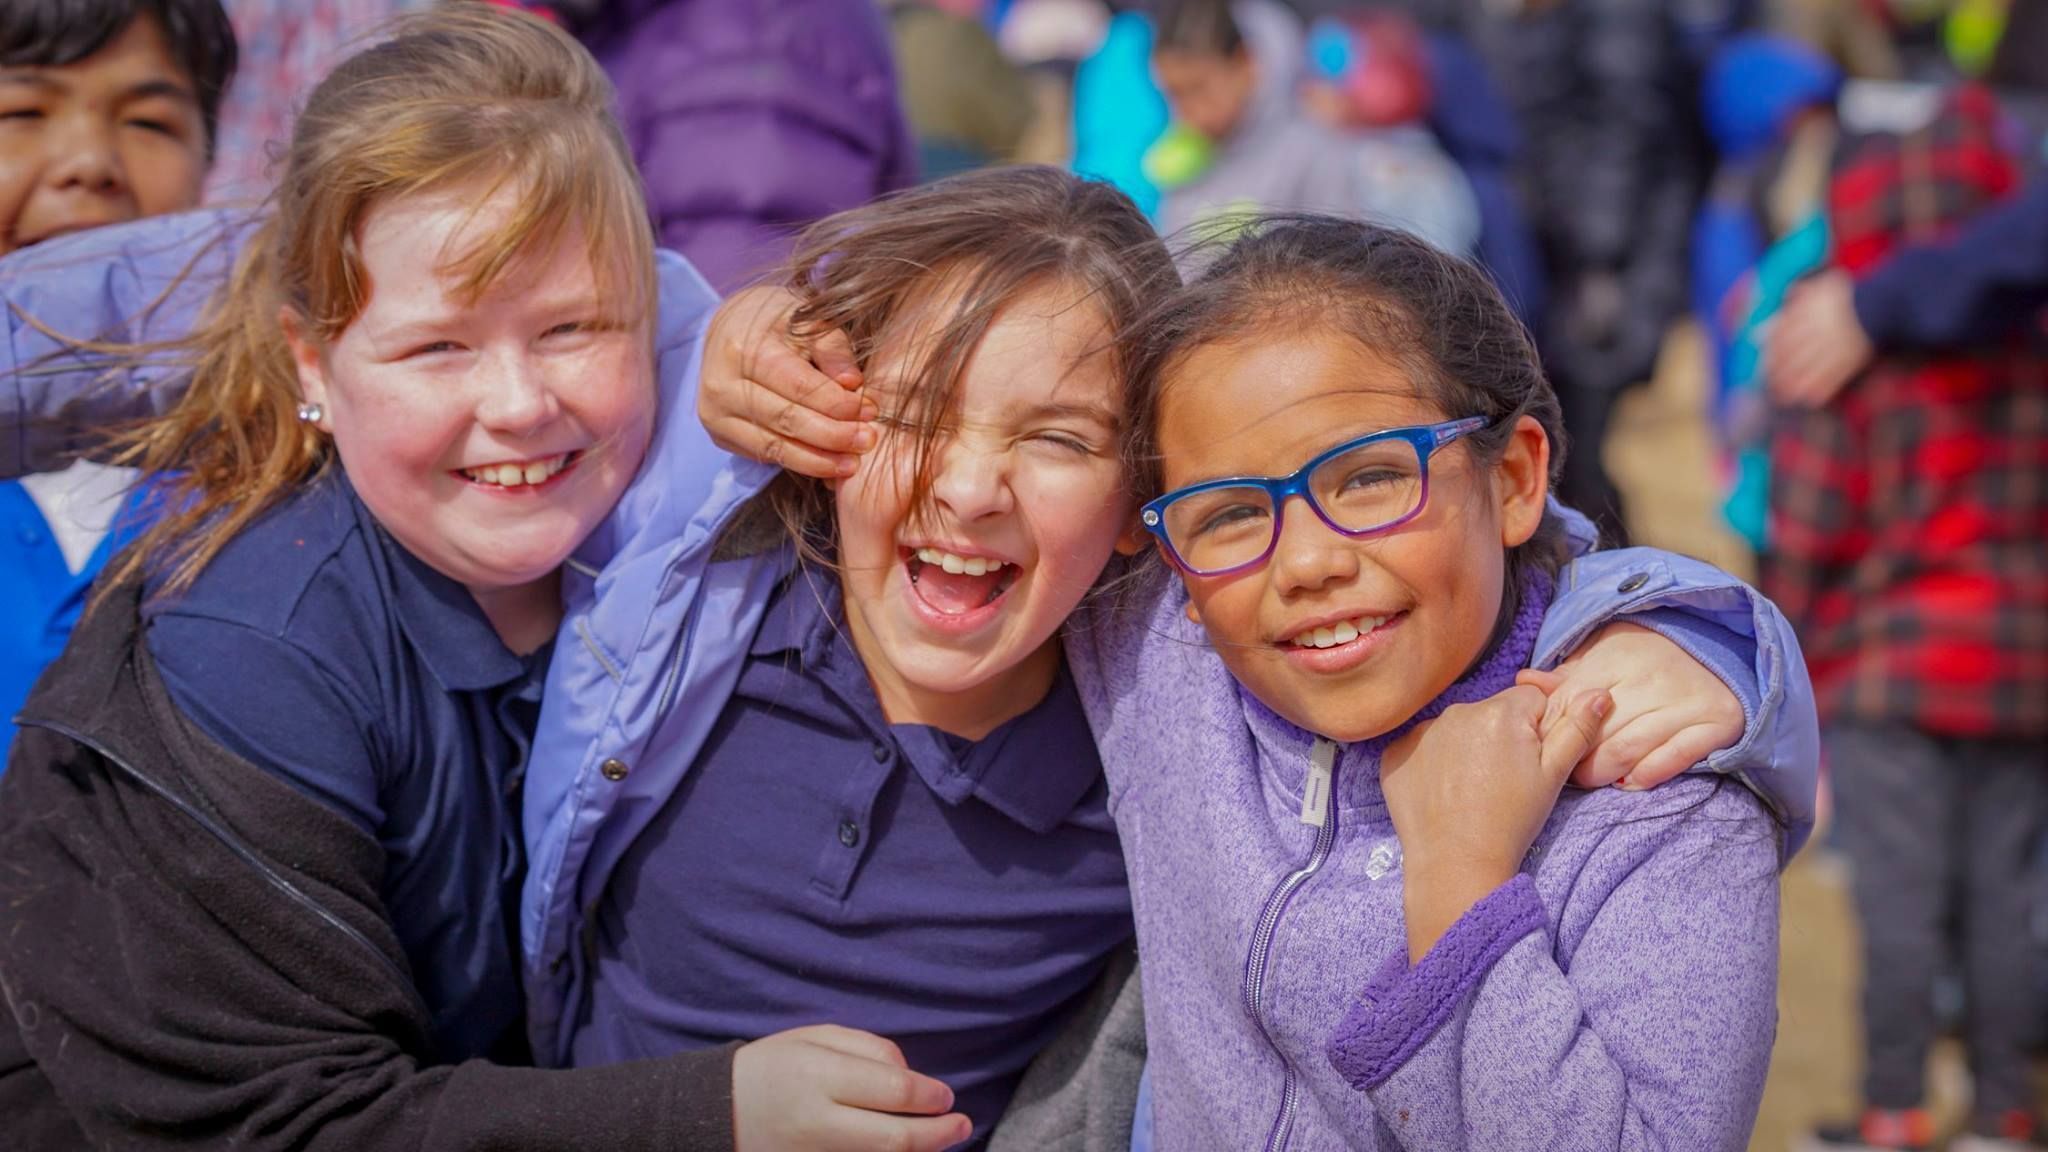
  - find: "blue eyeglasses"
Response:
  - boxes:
[1140,417,1490,577]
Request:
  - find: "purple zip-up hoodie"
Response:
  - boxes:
[1069,560,1783,1151]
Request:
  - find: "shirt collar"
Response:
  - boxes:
[757,567,1105,834]
[340,474,530,693]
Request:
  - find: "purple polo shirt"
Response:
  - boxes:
[571,570,1133,1136]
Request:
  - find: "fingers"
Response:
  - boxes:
[820,1048,956,1117]
[750,389,876,457]
[722,423,863,480]
[749,339,874,424]
[1537,688,1610,785]
[807,327,863,388]
[821,1109,974,1152]
[1615,721,1737,791]
[795,1023,908,1067]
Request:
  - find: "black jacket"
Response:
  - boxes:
[0,574,736,1150]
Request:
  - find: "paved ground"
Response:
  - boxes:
[1603,327,2046,1151]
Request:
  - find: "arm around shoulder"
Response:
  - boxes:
[3,210,258,478]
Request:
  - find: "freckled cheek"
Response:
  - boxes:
[328,379,472,480]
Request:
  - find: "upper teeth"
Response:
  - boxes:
[1291,615,1388,649]
[915,547,1007,577]
[464,453,570,488]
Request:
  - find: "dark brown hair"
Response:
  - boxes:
[1125,214,1571,637]
[766,165,1178,563]
[1154,0,1245,58]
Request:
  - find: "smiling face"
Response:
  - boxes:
[287,184,654,603]
[1152,47,1256,142]
[834,279,1138,738]
[1155,326,1548,743]
[0,14,207,255]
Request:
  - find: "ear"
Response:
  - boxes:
[279,307,331,429]
[1491,414,1550,549]
[1114,511,1149,557]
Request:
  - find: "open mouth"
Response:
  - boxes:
[904,545,1022,615]
[457,450,580,491]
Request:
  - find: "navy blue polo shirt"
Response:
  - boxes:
[143,471,546,1062]
[575,570,1133,1136]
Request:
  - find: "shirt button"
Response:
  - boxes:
[838,820,861,848]
[15,523,42,547]
[600,758,629,781]
[1617,573,1649,594]
[871,743,890,763]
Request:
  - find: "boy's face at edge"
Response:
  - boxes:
[0,13,209,257]
[1153,47,1256,143]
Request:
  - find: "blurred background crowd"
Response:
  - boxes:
[3,0,2044,1148]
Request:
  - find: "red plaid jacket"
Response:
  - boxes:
[1766,86,2048,738]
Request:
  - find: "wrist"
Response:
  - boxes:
[1402,856,1518,963]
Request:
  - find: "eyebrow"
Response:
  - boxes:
[118,79,198,106]
[1021,401,1120,429]
[0,71,196,106]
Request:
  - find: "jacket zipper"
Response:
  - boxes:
[21,717,435,1025]
[1244,738,1341,1152]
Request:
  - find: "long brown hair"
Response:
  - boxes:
[766,165,1178,563]
[100,2,654,596]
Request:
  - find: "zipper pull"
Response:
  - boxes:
[1300,739,1337,828]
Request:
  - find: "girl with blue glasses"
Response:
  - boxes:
[1090,215,1799,1149]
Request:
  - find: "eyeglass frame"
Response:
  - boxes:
[1138,416,1493,578]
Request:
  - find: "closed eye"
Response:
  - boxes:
[0,108,43,123]
[406,340,463,358]
[1032,431,1095,454]
[125,117,179,137]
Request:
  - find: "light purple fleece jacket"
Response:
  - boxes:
[1067,561,1783,1151]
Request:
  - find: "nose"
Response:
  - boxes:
[45,111,128,200]
[926,435,1014,524]
[1266,494,1361,597]
[472,351,560,438]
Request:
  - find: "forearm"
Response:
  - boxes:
[1852,180,2048,351]
[3,210,254,477]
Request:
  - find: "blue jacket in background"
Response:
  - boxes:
[0,211,1819,1076]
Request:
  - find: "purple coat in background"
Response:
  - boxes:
[575,0,918,291]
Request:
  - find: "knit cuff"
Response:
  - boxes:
[1326,873,1546,1091]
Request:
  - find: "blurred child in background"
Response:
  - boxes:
[0,0,236,763]
[1147,0,1478,254]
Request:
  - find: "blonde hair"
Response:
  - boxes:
[103,2,655,595]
